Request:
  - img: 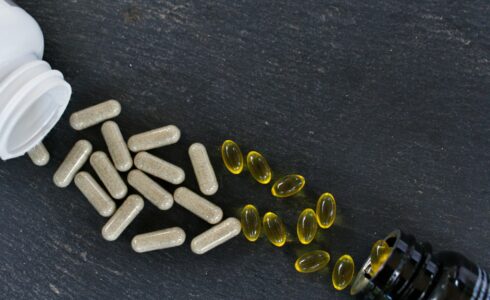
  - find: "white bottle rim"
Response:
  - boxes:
[0,60,71,160]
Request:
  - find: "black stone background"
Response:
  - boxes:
[1,1,489,299]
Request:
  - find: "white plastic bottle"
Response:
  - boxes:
[0,0,71,160]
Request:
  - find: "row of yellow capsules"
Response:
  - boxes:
[220,139,356,291]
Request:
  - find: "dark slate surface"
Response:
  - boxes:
[1,0,489,299]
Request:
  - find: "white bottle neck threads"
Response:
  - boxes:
[0,59,71,160]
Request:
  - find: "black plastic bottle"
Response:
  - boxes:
[351,230,489,300]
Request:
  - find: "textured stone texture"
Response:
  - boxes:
[2,0,489,299]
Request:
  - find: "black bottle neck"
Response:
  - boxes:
[351,230,490,300]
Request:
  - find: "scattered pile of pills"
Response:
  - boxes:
[222,140,355,290]
[33,99,241,255]
[26,100,368,293]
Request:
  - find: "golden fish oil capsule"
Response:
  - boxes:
[370,240,391,274]
[127,125,181,152]
[271,174,305,198]
[101,121,133,172]
[70,100,121,131]
[262,212,286,247]
[102,195,144,241]
[221,140,244,174]
[28,142,50,166]
[90,151,128,200]
[240,204,261,242]
[295,250,330,273]
[189,143,219,196]
[246,151,272,184]
[332,254,355,290]
[297,208,318,245]
[53,140,93,188]
[316,192,336,229]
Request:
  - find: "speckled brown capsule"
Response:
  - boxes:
[53,140,93,188]
[174,187,223,224]
[75,172,116,217]
[90,151,128,200]
[127,170,173,210]
[127,125,181,152]
[188,143,218,196]
[102,195,144,241]
[190,218,241,255]
[70,100,121,131]
[131,227,186,253]
[134,151,185,185]
[101,121,133,172]
[27,142,50,166]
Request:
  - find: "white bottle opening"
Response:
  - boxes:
[0,60,71,160]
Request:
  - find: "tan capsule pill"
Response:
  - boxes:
[134,152,185,185]
[101,121,133,172]
[188,143,219,196]
[53,140,93,188]
[90,151,128,200]
[102,195,144,241]
[173,187,223,224]
[190,217,241,255]
[127,170,173,210]
[131,227,186,253]
[74,172,116,217]
[127,125,181,152]
[28,142,50,166]
[70,100,121,131]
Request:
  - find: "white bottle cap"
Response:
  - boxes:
[0,59,71,160]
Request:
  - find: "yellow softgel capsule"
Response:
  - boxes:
[271,174,305,198]
[370,240,391,274]
[240,204,261,242]
[246,151,272,184]
[332,254,355,290]
[297,208,318,245]
[262,212,286,247]
[221,140,244,175]
[295,250,330,273]
[316,192,336,229]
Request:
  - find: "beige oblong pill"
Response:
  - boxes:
[127,125,180,152]
[102,195,144,241]
[28,142,50,166]
[90,151,128,200]
[131,227,186,253]
[134,152,185,185]
[127,170,173,210]
[101,121,133,172]
[174,187,223,224]
[189,143,218,196]
[70,100,121,130]
[74,172,116,217]
[53,140,93,188]
[191,217,241,255]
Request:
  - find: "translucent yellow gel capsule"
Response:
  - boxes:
[370,240,391,274]
[271,174,305,198]
[297,208,318,245]
[240,204,261,242]
[246,151,272,184]
[262,212,286,247]
[316,192,336,229]
[295,250,330,273]
[332,254,355,290]
[221,140,244,174]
